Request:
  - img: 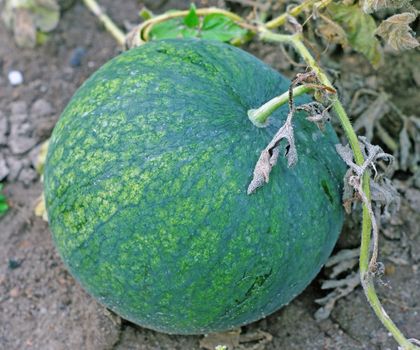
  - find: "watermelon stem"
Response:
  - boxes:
[248,85,311,127]
[258,30,420,350]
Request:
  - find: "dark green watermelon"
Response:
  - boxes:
[44,39,346,334]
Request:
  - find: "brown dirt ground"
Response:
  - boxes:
[0,1,419,349]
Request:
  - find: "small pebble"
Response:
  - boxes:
[31,99,54,118]
[69,47,86,67]
[8,70,24,86]
[0,154,9,181]
[9,287,20,298]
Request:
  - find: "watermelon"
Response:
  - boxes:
[44,39,346,334]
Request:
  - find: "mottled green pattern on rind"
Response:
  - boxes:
[44,39,346,334]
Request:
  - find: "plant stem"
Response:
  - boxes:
[260,30,366,189]
[362,279,418,349]
[259,29,419,350]
[265,0,332,29]
[82,0,126,46]
[248,85,312,126]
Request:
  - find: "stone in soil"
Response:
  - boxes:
[0,154,10,181]
[8,70,24,86]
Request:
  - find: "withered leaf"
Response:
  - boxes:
[376,13,419,51]
[317,14,348,46]
[247,116,297,195]
[13,8,37,48]
[199,329,240,350]
[327,3,382,67]
[370,177,400,220]
[353,92,389,141]
[315,271,360,321]
[399,124,411,171]
[297,102,331,132]
[361,0,411,13]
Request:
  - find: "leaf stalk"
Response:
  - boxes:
[82,0,126,46]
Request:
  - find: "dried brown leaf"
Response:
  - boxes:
[314,272,360,320]
[370,177,400,220]
[376,13,419,51]
[247,116,297,195]
[336,137,396,274]
[396,115,420,174]
[13,8,37,48]
[399,124,411,171]
[297,102,331,132]
[353,92,389,141]
[248,73,327,195]
[34,193,48,222]
[361,0,411,13]
[200,329,241,350]
[317,14,348,46]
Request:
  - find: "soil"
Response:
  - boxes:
[0,1,419,349]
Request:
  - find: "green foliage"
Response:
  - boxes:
[149,4,249,44]
[183,3,199,28]
[0,184,9,216]
[139,7,153,20]
[201,14,249,42]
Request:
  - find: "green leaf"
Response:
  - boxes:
[36,30,49,44]
[201,14,248,42]
[0,183,8,215]
[184,4,199,28]
[327,3,382,67]
[0,202,9,215]
[150,12,249,44]
[179,26,200,38]
[139,7,153,20]
[149,19,184,40]
[149,18,200,40]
